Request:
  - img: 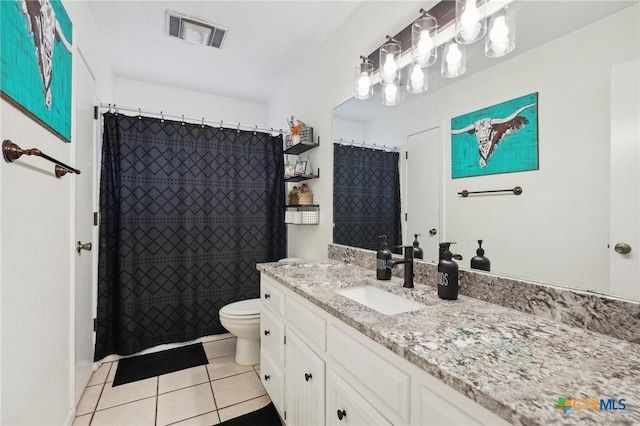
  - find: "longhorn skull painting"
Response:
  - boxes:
[0,0,73,141]
[451,93,539,178]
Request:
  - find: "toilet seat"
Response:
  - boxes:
[219,298,260,319]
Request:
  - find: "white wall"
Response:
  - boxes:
[359,6,639,292]
[0,1,113,424]
[113,77,268,127]
[268,1,439,259]
[332,118,364,145]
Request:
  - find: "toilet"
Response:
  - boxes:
[219,298,261,365]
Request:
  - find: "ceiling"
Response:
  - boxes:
[88,1,362,103]
[334,0,638,122]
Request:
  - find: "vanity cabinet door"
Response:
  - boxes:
[326,368,392,426]
[285,330,325,425]
[261,307,285,367]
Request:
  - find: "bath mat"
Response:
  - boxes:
[218,402,281,426]
[113,343,208,386]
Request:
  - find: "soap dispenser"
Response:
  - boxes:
[470,239,491,272]
[437,242,459,300]
[412,234,424,259]
[376,235,392,280]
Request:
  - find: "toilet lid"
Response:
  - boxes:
[219,298,261,317]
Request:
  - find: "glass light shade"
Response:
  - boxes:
[380,42,401,84]
[354,61,374,100]
[412,14,437,67]
[441,41,466,78]
[485,7,515,58]
[407,62,428,94]
[381,82,400,106]
[455,0,486,44]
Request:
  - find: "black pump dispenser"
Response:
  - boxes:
[376,235,392,280]
[412,234,423,259]
[437,242,459,300]
[470,240,491,271]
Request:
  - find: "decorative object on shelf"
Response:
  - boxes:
[286,115,306,147]
[285,116,315,151]
[451,92,538,178]
[298,183,313,205]
[288,186,300,205]
[284,163,295,178]
[294,160,308,176]
[1,0,73,142]
[352,1,516,106]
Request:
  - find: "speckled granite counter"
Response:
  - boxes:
[257,260,640,426]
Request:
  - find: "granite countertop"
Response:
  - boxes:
[257,260,640,426]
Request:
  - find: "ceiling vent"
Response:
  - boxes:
[166,11,227,48]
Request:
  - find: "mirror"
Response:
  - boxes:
[333,1,640,300]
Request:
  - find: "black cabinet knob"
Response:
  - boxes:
[264,293,271,299]
[264,374,270,381]
[264,330,270,336]
[304,373,312,382]
[337,409,346,421]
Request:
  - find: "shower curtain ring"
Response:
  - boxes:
[220,120,223,130]
[254,125,258,135]
[181,114,185,126]
[138,108,141,120]
[237,123,241,133]
[160,111,164,122]
[201,117,205,128]
[114,104,118,115]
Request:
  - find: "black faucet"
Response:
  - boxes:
[439,242,463,261]
[386,246,414,288]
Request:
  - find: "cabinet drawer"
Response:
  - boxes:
[327,368,392,426]
[260,348,285,417]
[261,275,285,316]
[261,308,285,367]
[328,324,410,423]
[286,295,326,353]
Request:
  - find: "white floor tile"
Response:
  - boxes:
[76,384,103,416]
[167,410,220,426]
[97,377,157,410]
[157,383,217,426]
[91,397,156,426]
[218,395,271,422]
[203,338,236,359]
[72,414,92,426]
[159,365,210,394]
[211,371,267,409]
[206,355,253,381]
[88,363,111,386]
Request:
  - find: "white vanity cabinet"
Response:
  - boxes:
[260,273,509,426]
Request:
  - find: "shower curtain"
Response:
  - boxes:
[95,112,286,361]
[333,144,402,251]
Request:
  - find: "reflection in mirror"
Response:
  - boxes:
[333,1,639,300]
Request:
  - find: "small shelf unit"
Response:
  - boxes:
[285,204,319,225]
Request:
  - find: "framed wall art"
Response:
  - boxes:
[451,92,539,179]
[0,0,73,142]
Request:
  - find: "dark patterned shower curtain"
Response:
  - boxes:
[333,144,401,251]
[95,112,286,361]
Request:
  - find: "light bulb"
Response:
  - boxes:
[417,30,433,54]
[357,72,371,97]
[459,0,481,41]
[410,66,425,90]
[446,44,462,65]
[383,53,397,79]
[384,84,398,103]
[488,15,509,54]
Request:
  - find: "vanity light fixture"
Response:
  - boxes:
[166,11,227,48]
[485,6,515,58]
[455,0,486,44]
[353,1,517,106]
[354,56,374,100]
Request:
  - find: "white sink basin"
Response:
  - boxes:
[334,285,426,315]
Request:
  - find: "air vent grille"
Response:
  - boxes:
[166,12,227,49]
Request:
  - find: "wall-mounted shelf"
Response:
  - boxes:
[284,140,319,155]
[285,205,319,225]
[284,170,320,182]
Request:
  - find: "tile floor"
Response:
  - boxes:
[74,337,272,426]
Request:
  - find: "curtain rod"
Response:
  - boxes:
[333,138,398,152]
[99,103,285,135]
